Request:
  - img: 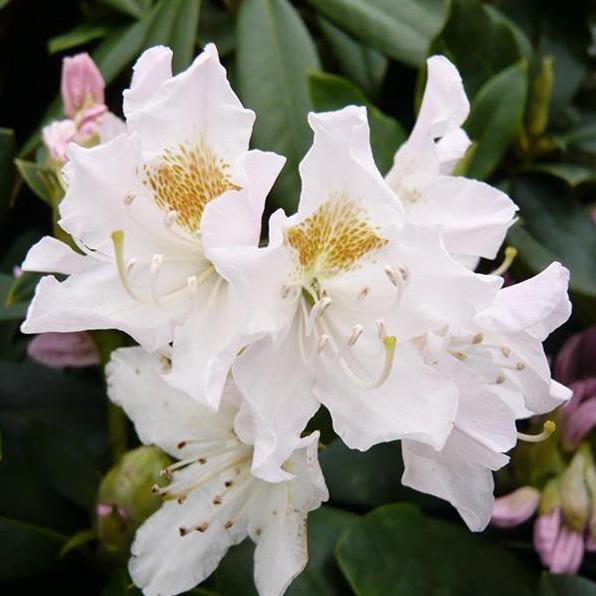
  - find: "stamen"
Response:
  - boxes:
[501,346,511,358]
[150,254,164,303]
[281,284,291,299]
[338,335,397,389]
[124,192,136,205]
[348,324,364,347]
[472,333,483,344]
[358,286,369,299]
[166,210,179,227]
[317,334,329,353]
[126,258,136,273]
[111,230,150,304]
[384,265,400,287]
[517,420,556,443]
[491,246,517,276]
[494,374,506,384]
[396,264,410,285]
[377,319,387,340]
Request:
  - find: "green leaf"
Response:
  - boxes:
[336,503,536,596]
[198,0,235,58]
[0,0,13,10]
[145,0,182,49]
[539,573,596,596]
[14,159,62,206]
[0,273,28,321]
[505,175,596,321]
[99,0,153,19]
[0,516,66,581]
[48,23,111,54]
[464,61,528,180]
[0,128,16,220]
[525,163,596,187]
[214,506,358,595]
[560,113,596,155]
[6,271,41,308]
[237,0,321,213]
[308,0,448,67]
[170,0,201,73]
[318,18,387,100]
[320,440,440,511]
[308,71,405,175]
[433,0,522,96]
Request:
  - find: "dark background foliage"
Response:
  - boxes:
[0,0,595,594]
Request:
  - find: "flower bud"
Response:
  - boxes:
[492,486,540,528]
[42,119,76,163]
[27,331,100,368]
[61,53,105,118]
[554,326,596,385]
[562,380,596,450]
[560,444,591,532]
[526,55,554,139]
[534,507,561,567]
[549,525,584,574]
[96,446,171,557]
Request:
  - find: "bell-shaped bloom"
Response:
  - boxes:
[492,486,541,528]
[385,56,517,267]
[27,331,99,368]
[401,262,571,530]
[211,105,502,480]
[22,44,284,410]
[107,347,327,596]
[61,53,105,118]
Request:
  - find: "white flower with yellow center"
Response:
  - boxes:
[211,106,502,480]
[385,56,518,268]
[402,262,572,531]
[21,44,284,409]
[107,347,327,596]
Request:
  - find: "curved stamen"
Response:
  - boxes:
[150,254,164,303]
[517,420,556,443]
[348,324,364,347]
[491,246,517,276]
[111,230,151,304]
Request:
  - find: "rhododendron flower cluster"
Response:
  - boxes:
[22,45,572,595]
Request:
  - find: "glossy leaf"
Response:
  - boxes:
[170,0,201,73]
[237,0,321,213]
[14,159,62,207]
[539,573,596,596]
[318,18,387,99]
[336,503,536,596]
[48,23,111,54]
[308,71,405,175]
[0,128,16,220]
[307,0,448,67]
[433,0,522,96]
[464,61,528,180]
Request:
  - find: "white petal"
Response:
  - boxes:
[436,128,471,174]
[232,324,319,482]
[97,112,127,143]
[402,430,509,532]
[315,343,458,451]
[21,236,87,275]
[166,280,261,410]
[299,106,403,228]
[130,464,255,596]
[406,176,517,260]
[250,433,328,596]
[126,43,254,165]
[475,263,571,341]
[123,46,173,119]
[107,346,237,458]
[201,150,285,253]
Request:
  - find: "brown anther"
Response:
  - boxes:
[255,528,262,537]
[151,484,161,494]
[272,510,278,516]
[198,457,207,465]
[177,496,187,505]
[224,520,234,529]
[495,374,506,384]
[179,527,189,536]
[196,522,209,533]
[516,362,526,370]
[224,480,233,488]
[213,495,222,505]
[177,441,187,449]
[452,351,467,361]
[501,346,511,358]
[472,333,483,344]
[358,286,369,299]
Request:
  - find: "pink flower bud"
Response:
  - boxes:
[42,119,76,162]
[562,381,596,449]
[549,526,585,574]
[27,331,100,368]
[534,508,562,567]
[555,326,596,385]
[61,53,105,118]
[76,104,108,140]
[492,487,540,528]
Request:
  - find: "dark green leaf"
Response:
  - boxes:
[0,128,16,220]
[0,516,66,581]
[0,273,28,321]
[336,503,536,596]
[464,61,528,180]
[505,175,596,321]
[308,0,448,67]
[170,0,201,73]
[237,0,321,213]
[539,573,596,596]
[525,163,596,187]
[145,0,182,49]
[433,0,522,96]
[198,0,235,58]
[308,71,405,175]
[318,18,387,100]
[99,0,153,19]
[320,440,441,511]
[48,23,111,54]
[560,114,596,155]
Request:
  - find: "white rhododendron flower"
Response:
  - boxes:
[402,262,572,530]
[107,347,327,596]
[22,44,284,409]
[385,56,517,267]
[211,105,502,480]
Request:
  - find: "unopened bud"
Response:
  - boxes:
[491,486,540,528]
[527,55,554,139]
[560,444,591,532]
